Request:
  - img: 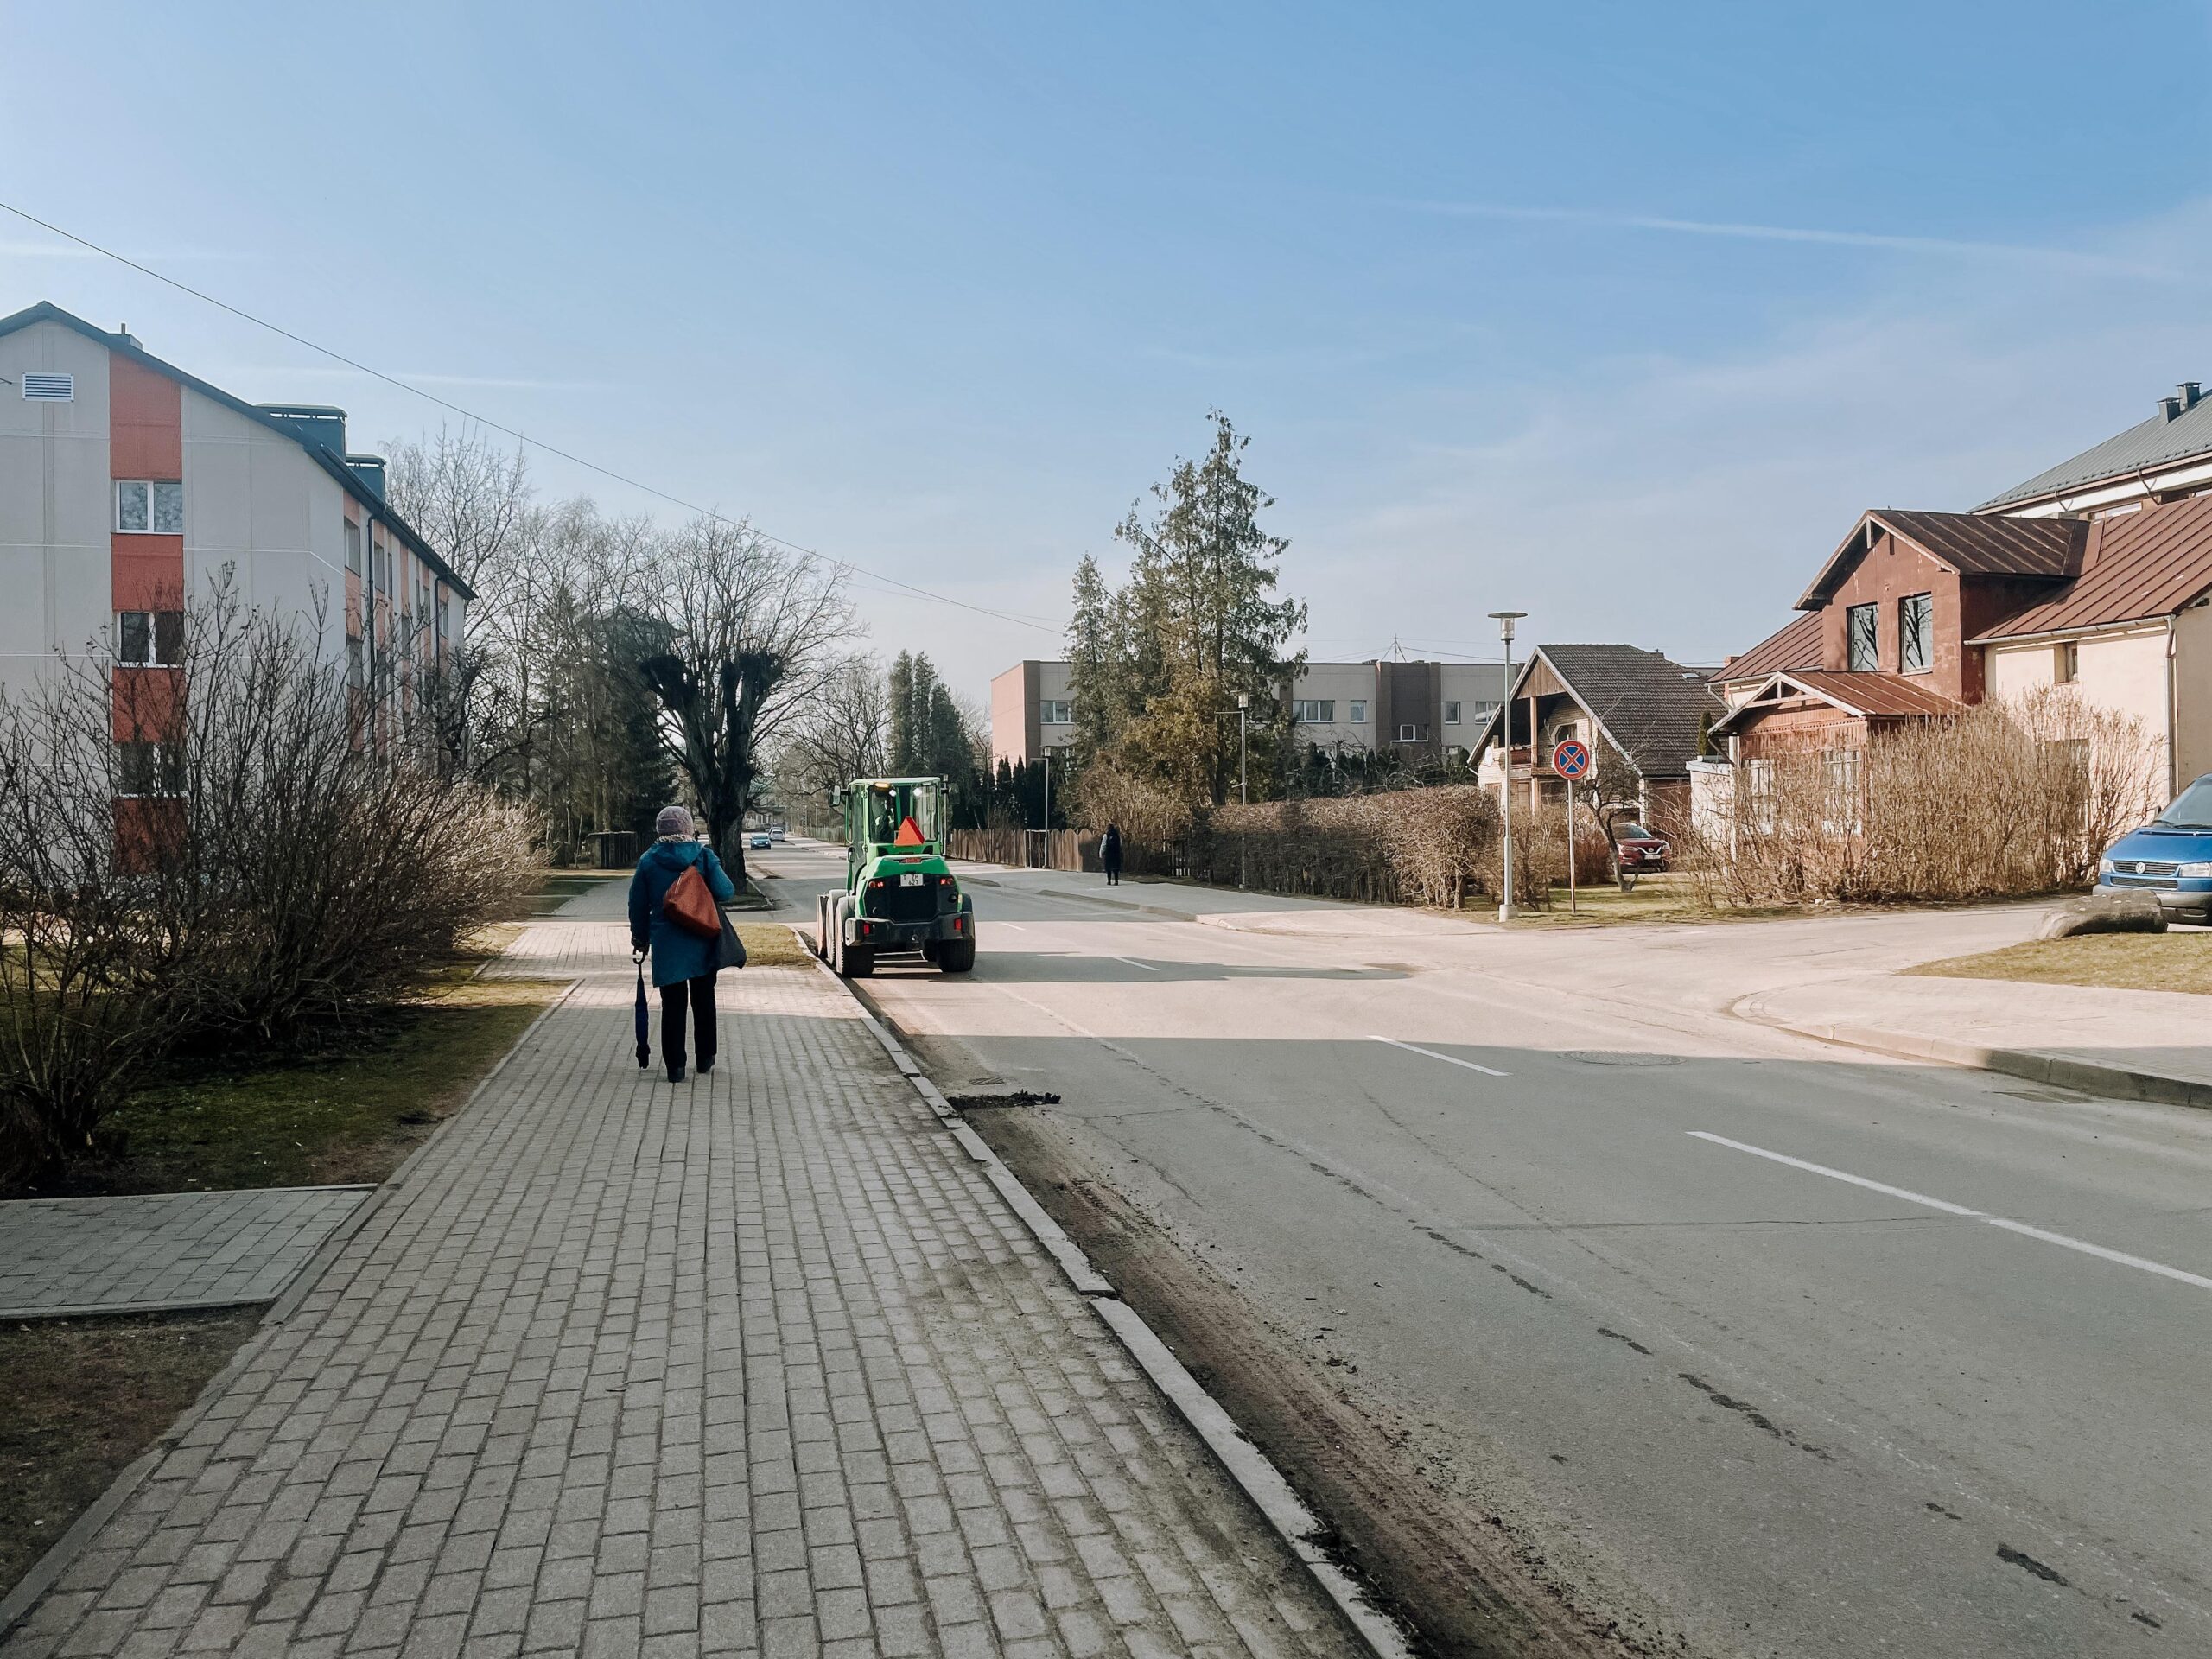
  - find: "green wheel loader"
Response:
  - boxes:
[814,776,976,978]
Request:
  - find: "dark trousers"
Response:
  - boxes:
[658,972,718,1072]
[1103,861,1122,886]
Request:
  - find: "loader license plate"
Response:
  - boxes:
[899,873,924,887]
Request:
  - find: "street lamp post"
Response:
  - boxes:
[1490,611,1527,921]
[1236,692,1250,888]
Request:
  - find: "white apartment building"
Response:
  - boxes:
[988,657,1509,767]
[0,301,469,741]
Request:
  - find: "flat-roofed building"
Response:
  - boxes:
[988,656,1508,767]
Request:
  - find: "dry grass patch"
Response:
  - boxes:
[735,925,811,968]
[1904,931,2212,996]
[0,1306,263,1595]
[8,973,563,1199]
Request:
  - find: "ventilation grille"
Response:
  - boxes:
[22,372,73,401]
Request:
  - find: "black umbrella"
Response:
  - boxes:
[633,953,652,1068]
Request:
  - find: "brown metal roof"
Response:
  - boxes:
[1713,612,1822,684]
[1787,671,1966,717]
[1796,509,2083,608]
[1709,670,1963,734]
[1971,493,2212,641]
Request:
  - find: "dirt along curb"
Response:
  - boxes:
[791,925,1420,1659]
[1732,993,2212,1111]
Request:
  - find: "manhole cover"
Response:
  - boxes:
[1562,1052,1681,1067]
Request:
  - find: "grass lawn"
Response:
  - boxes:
[13,969,565,1199]
[1904,931,2212,996]
[0,1306,263,1596]
[734,923,810,968]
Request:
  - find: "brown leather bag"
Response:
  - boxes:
[662,856,722,938]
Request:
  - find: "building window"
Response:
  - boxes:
[2055,640,2079,684]
[116,741,184,798]
[117,611,183,667]
[347,635,365,690]
[345,520,362,575]
[115,480,183,534]
[1348,699,1366,723]
[1444,700,1462,725]
[1899,593,1933,674]
[1846,602,1878,671]
[1395,722,1428,742]
[1040,699,1072,725]
[1292,699,1335,723]
[372,542,391,594]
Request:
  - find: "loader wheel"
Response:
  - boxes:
[938,938,976,975]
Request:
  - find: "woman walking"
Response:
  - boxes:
[1101,823,1124,887]
[628,805,737,1082]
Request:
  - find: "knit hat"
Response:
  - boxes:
[654,805,694,838]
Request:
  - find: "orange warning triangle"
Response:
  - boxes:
[893,815,925,846]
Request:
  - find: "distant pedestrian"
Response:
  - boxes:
[1101,823,1124,886]
[628,805,737,1082]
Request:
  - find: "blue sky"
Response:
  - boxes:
[7,2,2211,697]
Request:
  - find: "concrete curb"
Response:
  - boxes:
[1735,995,2212,1111]
[794,925,1418,1659]
[0,976,586,1642]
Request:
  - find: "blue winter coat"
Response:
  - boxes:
[628,838,737,987]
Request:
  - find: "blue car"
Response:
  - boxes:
[2095,772,2212,923]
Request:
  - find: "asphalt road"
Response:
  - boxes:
[753,842,2212,1657]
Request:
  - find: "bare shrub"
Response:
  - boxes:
[1681,690,2162,906]
[0,581,539,1182]
[1196,785,1502,907]
[0,676,182,1179]
[1065,760,1194,847]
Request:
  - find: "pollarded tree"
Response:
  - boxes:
[637,517,857,886]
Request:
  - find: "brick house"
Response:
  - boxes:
[1704,384,2212,819]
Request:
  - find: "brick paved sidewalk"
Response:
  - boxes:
[3,919,1360,1659]
[0,1186,372,1319]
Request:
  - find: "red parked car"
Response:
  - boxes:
[1614,823,1671,874]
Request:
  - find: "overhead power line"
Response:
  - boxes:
[0,200,1065,635]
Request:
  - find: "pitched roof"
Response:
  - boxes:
[1796,508,2082,608]
[0,301,472,599]
[1708,670,1963,734]
[1713,611,1823,685]
[1971,492,2212,641]
[1473,644,1723,779]
[1978,391,2212,512]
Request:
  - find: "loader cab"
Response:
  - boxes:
[845,778,944,889]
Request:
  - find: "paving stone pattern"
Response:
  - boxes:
[4,921,1357,1659]
[0,1187,372,1319]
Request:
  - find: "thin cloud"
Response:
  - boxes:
[1397,200,2176,278]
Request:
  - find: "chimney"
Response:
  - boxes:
[2181,382,2203,412]
[346,454,388,501]
[257,403,349,456]
[2161,396,2184,422]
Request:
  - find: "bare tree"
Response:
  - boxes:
[772,652,889,823]
[636,518,857,884]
